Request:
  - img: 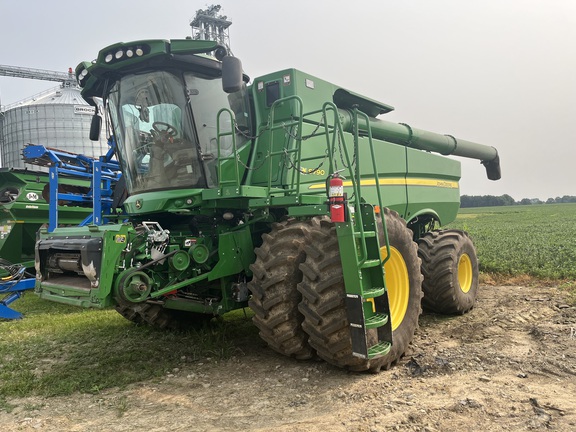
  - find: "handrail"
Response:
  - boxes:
[354,109,390,265]
[216,108,241,189]
[266,95,304,195]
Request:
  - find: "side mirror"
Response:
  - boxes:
[89,114,102,141]
[222,56,243,94]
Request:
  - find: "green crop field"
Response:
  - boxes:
[447,203,576,279]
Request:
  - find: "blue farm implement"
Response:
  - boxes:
[0,143,120,319]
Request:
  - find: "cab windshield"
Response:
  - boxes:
[107,70,250,194]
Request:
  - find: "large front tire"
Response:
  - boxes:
[247,220,314,360]
[418,229,479,314]
[298,209,423,372]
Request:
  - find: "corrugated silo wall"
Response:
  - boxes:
[0,103,108,170]
[0,113,4,166]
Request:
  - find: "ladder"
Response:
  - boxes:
[336,203,392,358]
[328,108,393,359]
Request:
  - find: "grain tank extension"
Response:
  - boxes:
[34,39,500,371]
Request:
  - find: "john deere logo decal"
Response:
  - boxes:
[26,192,39,201]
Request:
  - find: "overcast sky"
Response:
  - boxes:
[1,0,574,200]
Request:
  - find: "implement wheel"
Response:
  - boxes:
[247,219,314,360]
[418,229,479,314]
[298,209,422,372]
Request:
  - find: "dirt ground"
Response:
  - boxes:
[1,283,575,431]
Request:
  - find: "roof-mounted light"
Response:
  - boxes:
[100,44,149,65]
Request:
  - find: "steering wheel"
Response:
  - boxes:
[152,121,178,137]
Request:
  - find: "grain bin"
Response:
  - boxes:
[0,82,108,169]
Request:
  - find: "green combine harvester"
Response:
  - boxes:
[33,39,500,371]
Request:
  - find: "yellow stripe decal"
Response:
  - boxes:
[308,178,458,190]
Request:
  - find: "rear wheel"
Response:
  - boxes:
[247,220,314,360]
[298,209,422,372]
[418,229,479,314]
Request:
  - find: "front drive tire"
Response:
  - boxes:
[247,220,315,360]
[297,209,423,372]
[418,229,479,315]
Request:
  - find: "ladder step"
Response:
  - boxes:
[354,231,376,238]
[365,313,389,329]
[360,259,381,269]
[363,287,385,299]
[368,341,392,359]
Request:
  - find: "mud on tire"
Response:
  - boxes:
[418,229,479,315]
[297,209,423,372]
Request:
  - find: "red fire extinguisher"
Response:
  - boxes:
[329,172,345,223]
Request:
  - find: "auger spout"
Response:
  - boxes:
[339,110,501,180]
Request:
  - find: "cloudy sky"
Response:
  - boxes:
[1,0,574,200]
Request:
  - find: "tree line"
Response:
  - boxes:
[460,194,576,208]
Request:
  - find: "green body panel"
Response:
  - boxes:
[122,189,204,215]
[404,149,461,224]
[208,228,254,280]
[34,39,499,323]
[245,69,461,223]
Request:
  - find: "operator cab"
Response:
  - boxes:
[105,65,251,194]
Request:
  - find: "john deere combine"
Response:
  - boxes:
[33,39,500,371]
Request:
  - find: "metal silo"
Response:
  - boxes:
[0,81,108,170]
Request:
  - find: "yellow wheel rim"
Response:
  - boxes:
[458,253,473,293]
[381,246,409,331]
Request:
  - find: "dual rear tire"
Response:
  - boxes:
[298,210,423,372]
[248,209,423,372]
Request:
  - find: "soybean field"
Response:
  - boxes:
[447,203,576,279]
